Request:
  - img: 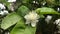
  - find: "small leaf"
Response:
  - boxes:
[1,12,21,30]
[24,27,36,34]
[17,5,30,17]
[35,7,59,14]
[22,0,30,3]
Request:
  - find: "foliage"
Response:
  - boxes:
[0,0,60,34]
[10,18,36,34]
[1,12,21,30]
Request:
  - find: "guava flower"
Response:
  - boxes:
[7,0,16,2]
[54,19,60,33]
[0,11,4,15]
[3,10,9,15]
[0,10,9,16]
[24,11,40,27]
[54,19,60,26]
[0,3,6,9]
[45,15,52,24]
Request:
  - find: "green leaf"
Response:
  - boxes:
[17,5,30,17]
[1,12,21,30]
[35,7,59,14]
[10,19,36,34]
[22,0,30,3]
[24,27,36,34]
[0,0,6,3]
[0,0,10,6]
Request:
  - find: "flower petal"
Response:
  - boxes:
[3,10,9,15]
[45,15,52,23]
[31,20,38,27]
[0,3,6,9]
[25,20,30,24]
[7,0,16,2]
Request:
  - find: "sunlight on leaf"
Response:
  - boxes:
[35,7,59,14]
[1,12,21,30]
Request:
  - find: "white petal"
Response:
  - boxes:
[0,11,4,15]
[24,14,29,19]
[8,0,16,2]
[45,19,49,23]
[27,11,39,20]
[31,23,36,27]
[55,20,59,24]
[25,20,30,24]
[33,1,35,3]
[46,15,52,20]
[31,20,38,27]
[58,23,60,26]
[58,31,60,33]
[45,15,52,23]
[24,11,39,26]
[0,3,6,9]
[42,2,46,6]
[3,10,9,15]
[54,19,60,25]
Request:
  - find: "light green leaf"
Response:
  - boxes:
[1,12,21,30]
[17,5,30,17]
[10,19,36,34]
[35,7,59,14]
[24,27,36,34]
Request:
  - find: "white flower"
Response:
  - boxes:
[7,0,16,2]
[54,19,60,26]
[3,10,9,15]
[45,15,52,24]
[0,3,6,9]
[24,11,40,27]
[0,11,4,15]
[54,19,60,33]
[0,10,9,16]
